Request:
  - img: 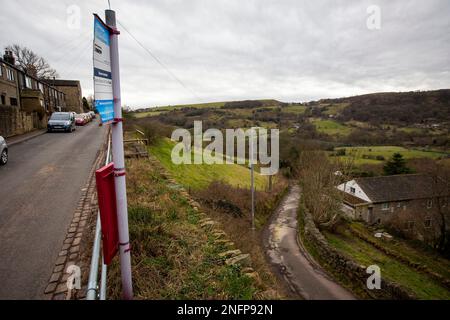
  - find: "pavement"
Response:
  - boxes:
[0,121,106,300]
[264,185,356,300]
[6,129,47,147]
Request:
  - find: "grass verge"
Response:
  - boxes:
[107,159,257,299]
[323,223,450,300]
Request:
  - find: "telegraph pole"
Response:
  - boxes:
[251,162,255,230]
[105,9,133,300]
[250,128,256,231]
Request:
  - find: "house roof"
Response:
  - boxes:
[0,58,65,94]
[41,79,80,87]
[354,174,449,203]
[340,191,369,207]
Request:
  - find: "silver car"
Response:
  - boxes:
[0,136,7,165]
[47,112,76,133]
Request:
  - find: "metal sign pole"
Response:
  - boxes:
[105,9,133,300]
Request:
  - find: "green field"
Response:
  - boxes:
[282,105,307,115]
[396,127,424,134]
[311,118,353,136]
[149,138,269,190]
[322,103,349,116]
[324,225,450,300]
[132,111,163,118]
[334,146,448,165]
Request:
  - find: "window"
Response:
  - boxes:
[10,97,17,106]
[6,68,14,81]
[425,219,432,229]
[50,113,71,121]
[381,203,390,211]
[0,65,3,77]
[405,221,415,230]
[25,76,32,88]
[427,199,433,209]
[39,83,44,93]
[1,95,5,105]
[350,187,356,194]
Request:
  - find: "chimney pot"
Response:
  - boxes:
[3,50,15,65]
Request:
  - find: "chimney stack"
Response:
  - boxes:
[3,50,15,65]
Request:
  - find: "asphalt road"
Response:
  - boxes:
[0,122,106,300]
[264,185,356,300]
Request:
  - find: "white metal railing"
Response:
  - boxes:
[87,134,112,300]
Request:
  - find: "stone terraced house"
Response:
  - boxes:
[0,50,67,137]
[338,174,450,240]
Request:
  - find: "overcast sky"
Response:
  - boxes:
[1,0,449,108]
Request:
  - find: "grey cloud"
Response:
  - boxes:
[0,0,449,108]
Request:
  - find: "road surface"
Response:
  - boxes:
[0,122,106,300]
[264,185,355,300]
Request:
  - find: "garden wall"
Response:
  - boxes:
[0,105,44,137]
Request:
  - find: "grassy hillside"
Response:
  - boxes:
[135,99,283,114]
[333,146,448,165]
[318,89,450,125]
[107,159,258,299]
[311,118,352,136]
[157,101,227,111]
[149,138,269,190]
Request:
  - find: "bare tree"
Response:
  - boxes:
[298,150,343,229]
[6,44,59,79]
[428,164,450,253]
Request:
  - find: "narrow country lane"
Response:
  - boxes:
[264,185,356,300]
[0,122,106,300]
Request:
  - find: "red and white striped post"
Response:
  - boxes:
[105,9,133,300]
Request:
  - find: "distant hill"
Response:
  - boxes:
[134,99,283,114]
[315,89,450,125]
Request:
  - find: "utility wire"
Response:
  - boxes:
[117,20,202,101]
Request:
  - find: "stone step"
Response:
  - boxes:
[225,254,251,267]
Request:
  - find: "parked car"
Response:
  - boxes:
[75,114,87,126]
[89,111,96,119]
[82,113,91,123]
[0,136,8,166]
[47,112,76,133]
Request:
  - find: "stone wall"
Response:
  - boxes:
[0,105,44,137]
[300,204,416,300]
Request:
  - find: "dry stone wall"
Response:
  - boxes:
[301,205,416,300]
